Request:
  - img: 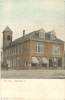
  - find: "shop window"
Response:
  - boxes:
[58,58,62,67]
[49,59,53,67]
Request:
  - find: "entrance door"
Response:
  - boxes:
[58,58,62,67]
[49,59,53,68]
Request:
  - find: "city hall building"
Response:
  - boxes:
[2,26,64,69]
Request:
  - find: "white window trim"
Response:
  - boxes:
[36,43,44,53]
[52,45,60,56]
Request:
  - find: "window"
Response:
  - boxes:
[39,29,45,39]
[21,46,22,53]
[35,32,39,38]
[4,50,8,57]
[36,42,43,53]
[39,32,45,39]
[14,59,16,66]
[45,33,51,40]
[12,48,13,55]
[7,35,11,40]
[10,48,13,55]
[35,29,45,39]
[52,45,60,56]
[14,48,16,55]
[4,51,6,57]
[16,46,20,55]
[8,49,10,56]
[8,49,9,56]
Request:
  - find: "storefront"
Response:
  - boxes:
[49,57,62,69]
[31,57,39,67]
[41,57,49,68]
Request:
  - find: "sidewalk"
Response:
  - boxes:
[1,69,65,79]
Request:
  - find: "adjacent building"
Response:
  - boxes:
[2,26,64,69]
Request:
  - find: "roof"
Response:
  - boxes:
[54,38,64,43]
[3,26,12,33]
[4,28,64,49]
[11,28,46,46]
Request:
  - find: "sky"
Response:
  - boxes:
[0,0,65,52]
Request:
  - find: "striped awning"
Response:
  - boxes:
[41,58,49,64]
[32,57,39,64]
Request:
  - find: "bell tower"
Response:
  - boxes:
[3,26,13,49]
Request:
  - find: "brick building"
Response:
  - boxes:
[2,26,64,69]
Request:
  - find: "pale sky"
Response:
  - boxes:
[0,0,65,50]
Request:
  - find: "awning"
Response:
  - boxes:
[32,57,39,64]
[41,58,49,64]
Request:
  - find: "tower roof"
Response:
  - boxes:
[3,26,12,33]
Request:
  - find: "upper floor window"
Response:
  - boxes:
[14,48,16,55]
[10,49,12,55]
[45,33,51,40]
[34,31,45,39]
[39,32,45,39]
[7,35,11,40]
[36,42,43,53]
[17,46,20,55]
[52,45,60,56]
[51,31,56,40]
[8,49,10,56]
[39,29,45,39]
[21,46,22,53]
[35,32,39,38]
[5,50,8,57]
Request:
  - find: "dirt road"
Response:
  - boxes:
[1,69,65,79]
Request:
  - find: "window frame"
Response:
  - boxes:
[36,42,44,53]
[52,44,60,56]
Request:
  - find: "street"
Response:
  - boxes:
[1,69,65,79]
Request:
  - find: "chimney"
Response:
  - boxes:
[23,29,25,37]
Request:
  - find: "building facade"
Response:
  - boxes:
[64,52,65,69]
[2,26,64,69]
